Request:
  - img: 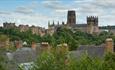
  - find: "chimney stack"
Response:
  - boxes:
[31,42,36,50]
[15,41,22,49]
[57,43,69,53]
[41,42,50,51]
[105,38,114,53]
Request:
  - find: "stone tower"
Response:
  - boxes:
[67,10,76,26]
[87,16,99,34]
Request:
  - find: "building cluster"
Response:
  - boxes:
[1,10,115,70]
[3,41,51,70]
[48,10,115,35]
[2,10,115,36]
[3,22,46,36]
[48,10,99,35]
[1,37,115,70]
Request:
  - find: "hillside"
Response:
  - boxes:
[0,27,113,50]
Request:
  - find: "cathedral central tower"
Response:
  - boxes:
[67,10,76,26]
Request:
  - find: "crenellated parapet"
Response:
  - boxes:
[87,16,98,26]
[87,16,99,34]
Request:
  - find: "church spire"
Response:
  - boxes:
[57,21,59,25]
[48,21,50,26]
[53,20,54,26]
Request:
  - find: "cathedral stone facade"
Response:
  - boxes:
[48,10,99,35]
[87,16,99,34]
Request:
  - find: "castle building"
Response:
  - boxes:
[19,25,46,36]
[30,25,39,35]
[19,25,29,32]
[1,22,46,36]
[38,28,46,36]
[3,22,16,29]
[48,10,99,35]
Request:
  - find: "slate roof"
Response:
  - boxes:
[76,24,87,27]
[5,47,38,70]
[71,24,87,28]
[13,47,37,63]
[70,45,106,58]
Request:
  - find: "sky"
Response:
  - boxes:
[0,0,115,28]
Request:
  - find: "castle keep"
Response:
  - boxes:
[48,10,99,35]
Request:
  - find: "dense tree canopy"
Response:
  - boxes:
[0,27,113,50]
[0,28,41,45]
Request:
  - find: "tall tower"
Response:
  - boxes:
[67,10,76,26]
[87,16,99,34]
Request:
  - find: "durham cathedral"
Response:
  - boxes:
[48,10,99,35]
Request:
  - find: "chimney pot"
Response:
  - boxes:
[105,38,114,53]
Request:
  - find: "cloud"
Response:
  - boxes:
[0,0,115,28]
[42,1,65,10]
[93,0,115,9]
[0,1,49,28]
[0,11,11,15]
[15,6,34,14]
[42,0,77,12]
[0,2,52,28]
[0,10,50,28]
[15,1,38,14]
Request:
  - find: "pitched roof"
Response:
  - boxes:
[70,24,87,28]
[70,45,106,58]
[13,47,37,63]
[76,24,87,27]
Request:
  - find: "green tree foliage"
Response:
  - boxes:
[0,48,7,70]
[0,27,113,50]
[30,48,115,70]
[103,52,115,70]
[0,35,9,42]
[32,46,69,70]
[43,27,112,50]
[0,56,6,70]
[0,28,41,44]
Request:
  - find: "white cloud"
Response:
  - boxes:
[0,1,50,28]
[15,6,34,14]
[94,0,115,8]
[15,1,38,14]
[0,11,11,15]
[0,0,115,28]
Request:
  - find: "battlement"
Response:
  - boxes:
[87,16,99,34]
[87,16,98,18]
[68,10,76,16]
[87,16,98,22]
